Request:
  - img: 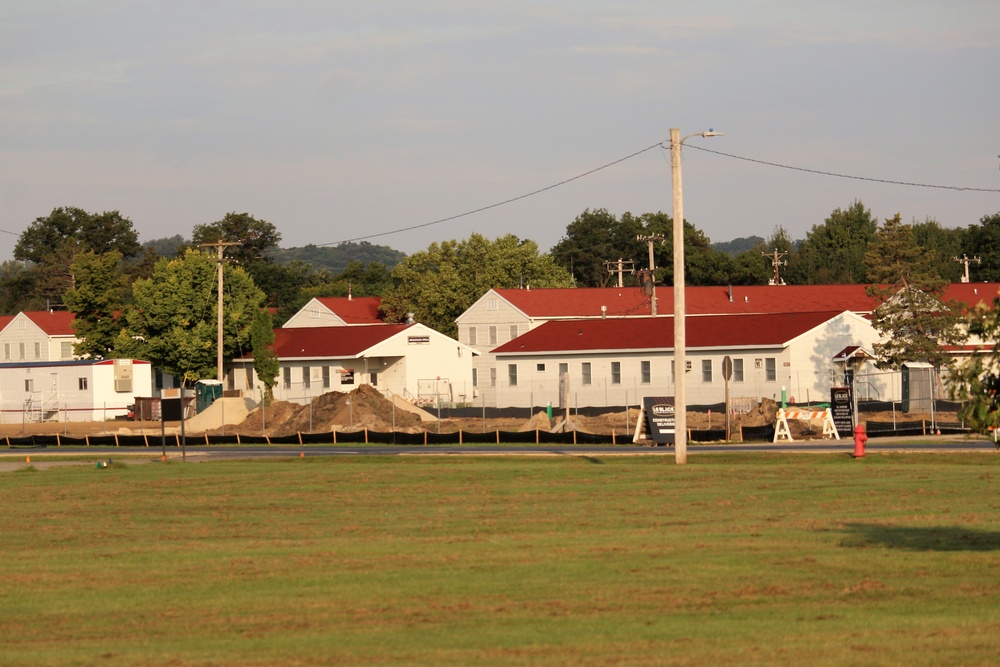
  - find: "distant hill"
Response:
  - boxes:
[712,235,764,256]
[143,237,406,273]
[269,242,406,273]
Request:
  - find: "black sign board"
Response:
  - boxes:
[161,397,184,422]
[830,387,853,436]
[643,396,676,444]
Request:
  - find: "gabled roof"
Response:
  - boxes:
[493,311,850,355]
[252,323,414,360]
[486,283,1000,320]
[20,310,77,336]
[311,296,384,324]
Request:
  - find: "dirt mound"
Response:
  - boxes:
[226,385,426,437]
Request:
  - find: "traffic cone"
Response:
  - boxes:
[25,456,30,463]
[300,452,304,458]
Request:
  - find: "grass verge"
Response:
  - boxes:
[1,453,998,666]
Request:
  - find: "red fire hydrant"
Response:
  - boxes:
[853,423,867,458]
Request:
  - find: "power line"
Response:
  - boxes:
[320,141,666,246]
[684,144,1000,193]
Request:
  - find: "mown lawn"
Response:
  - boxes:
[1,453,998,666]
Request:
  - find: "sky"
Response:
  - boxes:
[1,1,999,264]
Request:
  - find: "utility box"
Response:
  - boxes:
[902,362,934,413]
[195,379,223,414]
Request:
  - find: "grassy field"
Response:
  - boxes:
[1,453,998,666]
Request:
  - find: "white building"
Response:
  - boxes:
[491,311,882,409]
[231,322,477,406]
[0,358,153,423]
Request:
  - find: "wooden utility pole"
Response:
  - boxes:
[605,258,635,288]
[199,242,241,382]
[636,235,664,315]
[763,248,788,285]
[953,254,981,283]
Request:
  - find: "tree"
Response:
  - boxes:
[950,292,1000,432]
[249,309,279,402]
[912,217,965,283]
[381,234,573,337]
[788,200,878,284]
[12,207,142,308]
[191,212,282,265]
[864,214,964,369]
[550,209,644,287]
[960,212,1000,281]
[63,251,129,359]
[114,249,266,385]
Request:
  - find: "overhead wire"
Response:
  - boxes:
[322,138,999,248]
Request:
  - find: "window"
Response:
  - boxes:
[733,358,744,383]
[3,343,8,360]
[641,360,651,384]
[25,379,33,392]
[670,360,675,384]
[765,358,776,382]
[611,361,621,385]
[472,368,478,387]
[509,325,518,341]
[702,360,713,383]
[323,366,331,389]
[487,299,498,310]
[78,377,88,390]
[536,363,545,372]
[283,367,291,389]
[34,342,40,359]
[468,326,477,346]
[303,366,311,389]
[61,342,73,359]
[489,326,497,346]
[508,364,518,387]
[489,368,497,387]
[582,362,592,385]
[19,342,25,360]
[155,371,164,390]
[310,309,320,318]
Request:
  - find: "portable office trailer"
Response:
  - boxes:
[0,358,153,423]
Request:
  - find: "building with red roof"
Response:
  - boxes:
[490,311,879,409]
[232,322,477,406]
[283,296,385,328]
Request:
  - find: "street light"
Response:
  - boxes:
[670,127,723,465]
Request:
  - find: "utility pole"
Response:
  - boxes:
[763,248,788,285]
[200,242,241,382]
[604,258,635,288]
[953,254,981,283]
[636,235,664,315]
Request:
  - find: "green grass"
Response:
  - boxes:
[1,453,998,666]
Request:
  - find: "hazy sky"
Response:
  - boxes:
[2,1,998,263]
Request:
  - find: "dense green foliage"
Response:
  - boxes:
[864,214,964,369]
[62,251,129,359]
[270,241,405,274]
[113,249,266,384]
[381,233,573,336]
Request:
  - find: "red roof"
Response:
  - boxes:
[493,311,849,354]
[252,323,413,359]
[491,283,1000,318]
[313,297,384,324]
[22,310,77,335]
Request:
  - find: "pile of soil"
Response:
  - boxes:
[221,385,425,437]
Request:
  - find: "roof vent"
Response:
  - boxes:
[601,305,607,319]
[744,296,748,302]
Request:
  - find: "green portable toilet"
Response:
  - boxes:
[195,379,223,414]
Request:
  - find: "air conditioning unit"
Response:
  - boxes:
[755,359,763,368]
[113,359,133,393]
